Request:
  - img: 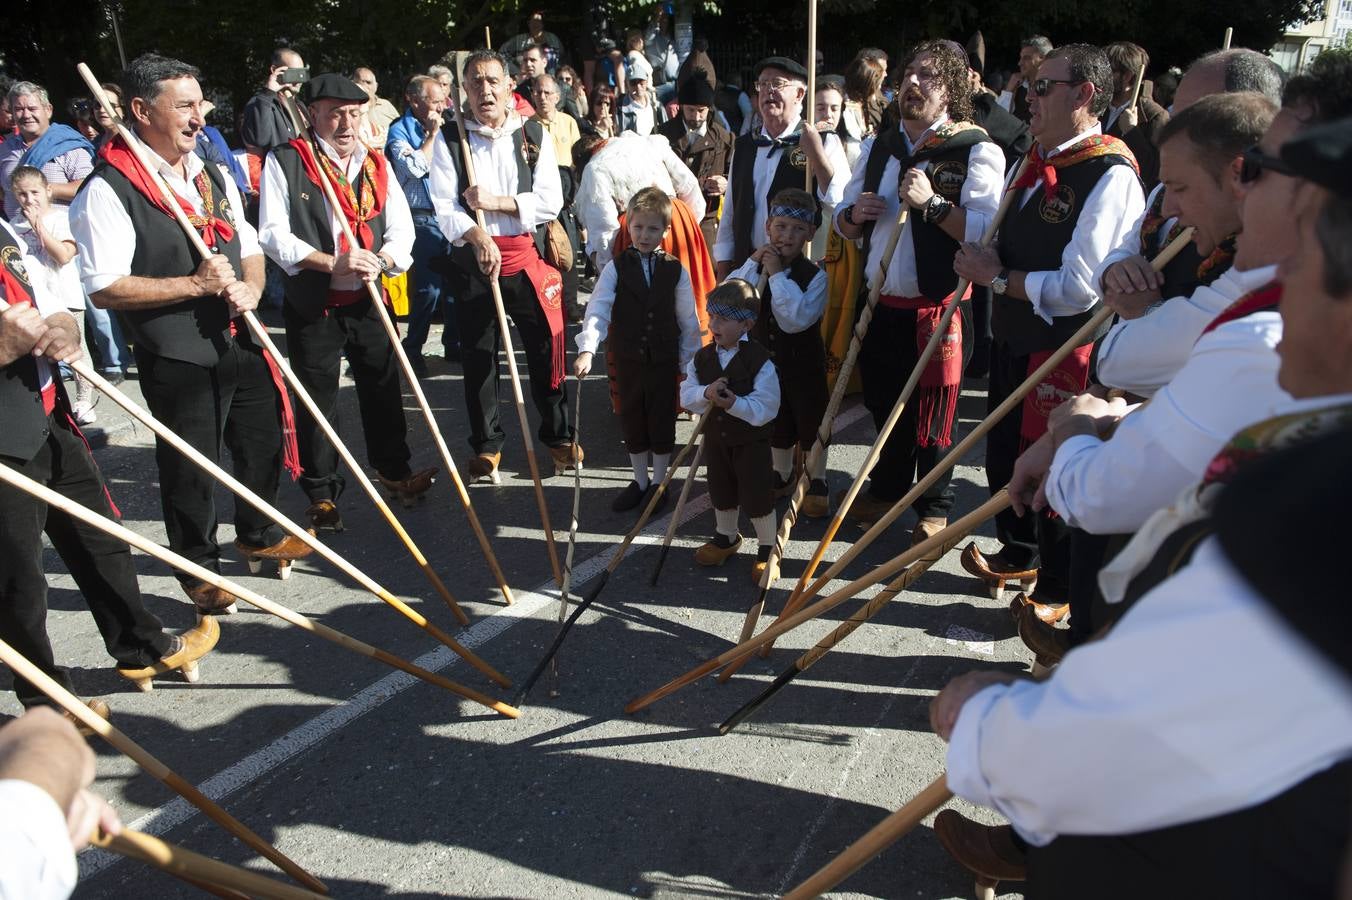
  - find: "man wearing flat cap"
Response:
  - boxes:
[259,72,429,533]
[712,56,850,279]
[658,71,734,253]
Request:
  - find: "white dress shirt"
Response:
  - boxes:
[0,779,77,900]
[573,133,705,268]
[834,117,1004,297]
[575,250,701,366]
[712,116,849,263]
[71,144,262,296]
[1045,309,1288,534]
[1007,125,1145,324]
[947,537,1352,847]
[1091,183,1177,293]
[258,136,413,292]
[679,336,781,426]
[427,115,563,245]
[1096,264,1277,397]
[728,257,827,334]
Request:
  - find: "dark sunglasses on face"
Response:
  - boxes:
[1239,145,1298,184]
[1031,77,1084,97]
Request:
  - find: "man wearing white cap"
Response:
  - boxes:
[619,55,667,136]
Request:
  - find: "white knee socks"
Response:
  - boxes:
[630,452,651,489]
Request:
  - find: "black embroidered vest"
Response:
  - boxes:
[750,255,825,378]
[693,339,773,446]
[608,248,683,362]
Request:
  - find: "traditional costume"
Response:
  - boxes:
[656,75,735,254]
[259,74,426,527]
[72,124,305,612]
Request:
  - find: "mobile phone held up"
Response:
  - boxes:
[278,67,310,85]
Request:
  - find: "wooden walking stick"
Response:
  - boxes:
[781,775,953,900]
[0,465,520,719]
[514,415,707,705]
[94,828,327,900]
[447,66,564,587]
[278,91,515,606]
[719,204,914,670]
[649,435,705,586]
[0,640,327,893]
[74,361,509,689]
[804,0,818,192]
[747,159,1031,666]
[545,378,586,697]
[765,226,1199,644]
[625,492,1009,713]
[719,527,968,734]
[1128,62,1147,113]
[76,64,472,627]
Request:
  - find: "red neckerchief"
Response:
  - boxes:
[288,137,388,253]
[99,136,235,248]
[1199,281,1282,339]
[1011,133,1139,201]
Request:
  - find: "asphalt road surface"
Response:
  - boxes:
[7,310,1033,900]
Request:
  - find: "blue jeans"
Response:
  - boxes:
[403,213,457,355]
[84,301,129,374]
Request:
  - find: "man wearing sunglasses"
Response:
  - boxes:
[953,44,1144,623]
[712,56,849,279]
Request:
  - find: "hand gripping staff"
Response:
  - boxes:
[75,63,471,626]
[446,68,563,587]
[0,463,521,720]
[276,90,515,607]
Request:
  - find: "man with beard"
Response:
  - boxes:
[657,72,734,255]
[712,56,849,279]
[953,44,1144,623]
[428,50,576,483]
[833,40,1005,536]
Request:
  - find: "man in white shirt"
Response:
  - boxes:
[71,53,306,614]
[995,36,1052,124]
[259,73,425,532]
[428,50,575,482]
[834,39,1005,536]
[617,54,666,136]
[712,56,850,279]
[953,44,1144,621]
[929,115,1352,897]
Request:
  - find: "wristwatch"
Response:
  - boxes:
[379,254,395,276]
[841,204,858,226]
[923,195,953,225]
[990,268,1010,295]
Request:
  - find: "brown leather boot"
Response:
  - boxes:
[306,499,344,533]
[1009,592,1070,625]
[62,698,111,738]
[933,809,1027,882]
[960,543,1039,601]
[467,451,502,484]
[548,442,584,475]
[839,489,894,525]
[183,581,240,615]
[911,516,948,562]
[235,532,316,581]
[377,467,438,507]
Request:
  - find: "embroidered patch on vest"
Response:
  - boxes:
[1,244,30,285]
[788,146,808,170]
[1039,184,1076,224]
[929,160,967,200]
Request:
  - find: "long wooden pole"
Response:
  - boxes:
[547,379,586,694]
[447,68,564,587]
[770,226,1198,639]
[752,159,1032,663]
[278,92,515,607]
[804,0,818,192]
[0,639,327,893]
[720,207,909,662]
[94,828,327,900]
[0,464,520,718]
[1128,62,1147,111]
[650,435,705,586]
[625,492,1008,713]
[75,63,471,626]
[515,415,707,705]
[72,359,509,688]
[781,775,953,900]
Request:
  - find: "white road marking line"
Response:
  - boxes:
[82,404,871,881]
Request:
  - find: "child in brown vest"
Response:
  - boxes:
[679,279,782,583]
[576,187,702,511]
[727,187,830,516]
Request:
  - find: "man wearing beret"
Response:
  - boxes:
[260,73,429,532]
[712,56,850,280]
[658,72,734,254]
[72,53,309,614]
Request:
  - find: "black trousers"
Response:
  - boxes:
[771,369,829,454]
[986,339,1072,603]
[449,257,572,456]
[612,355,678,454]
[858,304,971,519]
[283,297,412,502]
[0,414,171,707]
[135,339,284,584]
[1026,761,1351,900]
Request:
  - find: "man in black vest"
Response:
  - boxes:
[259,73,427,532]
[428,50,575,483]
[1,218,217,713]
[71,54,307,615]
[954,44,1144,623]
[657,73,734,257]
[834,40,1006,543]
[997,36,1052,125]
[711,56,850,280]
[928,117,1352,897]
